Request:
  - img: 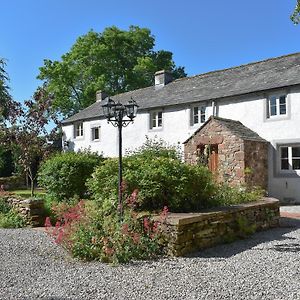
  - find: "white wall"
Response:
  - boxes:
[62,103,214,157]
[62,86,300,203]
[216,86,300,203]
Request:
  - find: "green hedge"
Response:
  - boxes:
[38,151,103,201]
[87,155,215,212]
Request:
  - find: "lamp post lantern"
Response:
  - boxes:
[101,97,138,219]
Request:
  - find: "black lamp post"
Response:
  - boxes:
[101,97,138,219]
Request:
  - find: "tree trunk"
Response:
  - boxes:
[30,179,34,197]
[28,168,35,197]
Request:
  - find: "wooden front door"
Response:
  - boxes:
[208,144,218,173]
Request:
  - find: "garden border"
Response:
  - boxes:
[162,197,280,256]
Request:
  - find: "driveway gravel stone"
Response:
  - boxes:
[1,217,300,300]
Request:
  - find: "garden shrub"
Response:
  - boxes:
[0,197,26,228]
[0,197,11,214]
[0,175,24,190]
[87,138,263,212]
[125,136,182,160]
[210,185,264,207]
[45,191,167,264]
[87,155,215,212]
[43,140,264,263]
[0,148,14,177]
[38,151,103,201]
[0,210,26,228]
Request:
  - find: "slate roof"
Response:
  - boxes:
[62,52,300,124]
[183,116,268,144]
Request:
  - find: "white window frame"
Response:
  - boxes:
[149,110,163,129]
[91,126,101,142]
[74,122,84,139]
[191,105,206,126]
[267,94,287,118]
[279,145,300,174]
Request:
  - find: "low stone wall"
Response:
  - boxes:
[163,198,280,256]
[5,197,46,227]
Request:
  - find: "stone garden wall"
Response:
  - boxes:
[163,198,279,256]
[5,196,46,227]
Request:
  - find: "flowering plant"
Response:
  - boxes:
[45,200,88,247]
[45,189,168,264]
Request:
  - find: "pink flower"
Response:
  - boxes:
[160,206,169,222]
[55,229,64,244]
[143,217,150,231]
[44,217,52,228]
[132,232,141,244]
[152,221,159,233]
[104,247,114,256]
[162,206,169,215]
[126,189,139,208]
[121,223,129,235]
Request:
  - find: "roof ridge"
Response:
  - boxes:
[173,52,300,83]
[92,52,300,99]
[62,51,300,124]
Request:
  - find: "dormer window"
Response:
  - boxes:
[150,111,163,129]
[191,105,206,126]
[74,122,83,138]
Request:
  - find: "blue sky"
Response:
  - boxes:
[1,0,299,103]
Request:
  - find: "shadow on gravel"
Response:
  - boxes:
[23,298,67,300]
[272,243,300,252]
[186,217,300,259]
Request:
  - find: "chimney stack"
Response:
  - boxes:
[154,70,173,89]
[96,90,108,102]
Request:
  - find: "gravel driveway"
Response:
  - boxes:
[1,217,300,300]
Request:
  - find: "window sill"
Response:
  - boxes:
[190,123,204,129]
[275,171,300,178]
[149,127,163,132]
[74,136,84,141]
[265,114,289,122]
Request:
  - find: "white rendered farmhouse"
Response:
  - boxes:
[62,52,300,204]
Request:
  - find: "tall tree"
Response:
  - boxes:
[0,58,22,176]
[0,58,19,122]
[14,87,61,196]
[0,86,61,195]
[38,26,186,117]
[291,0,300,24]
